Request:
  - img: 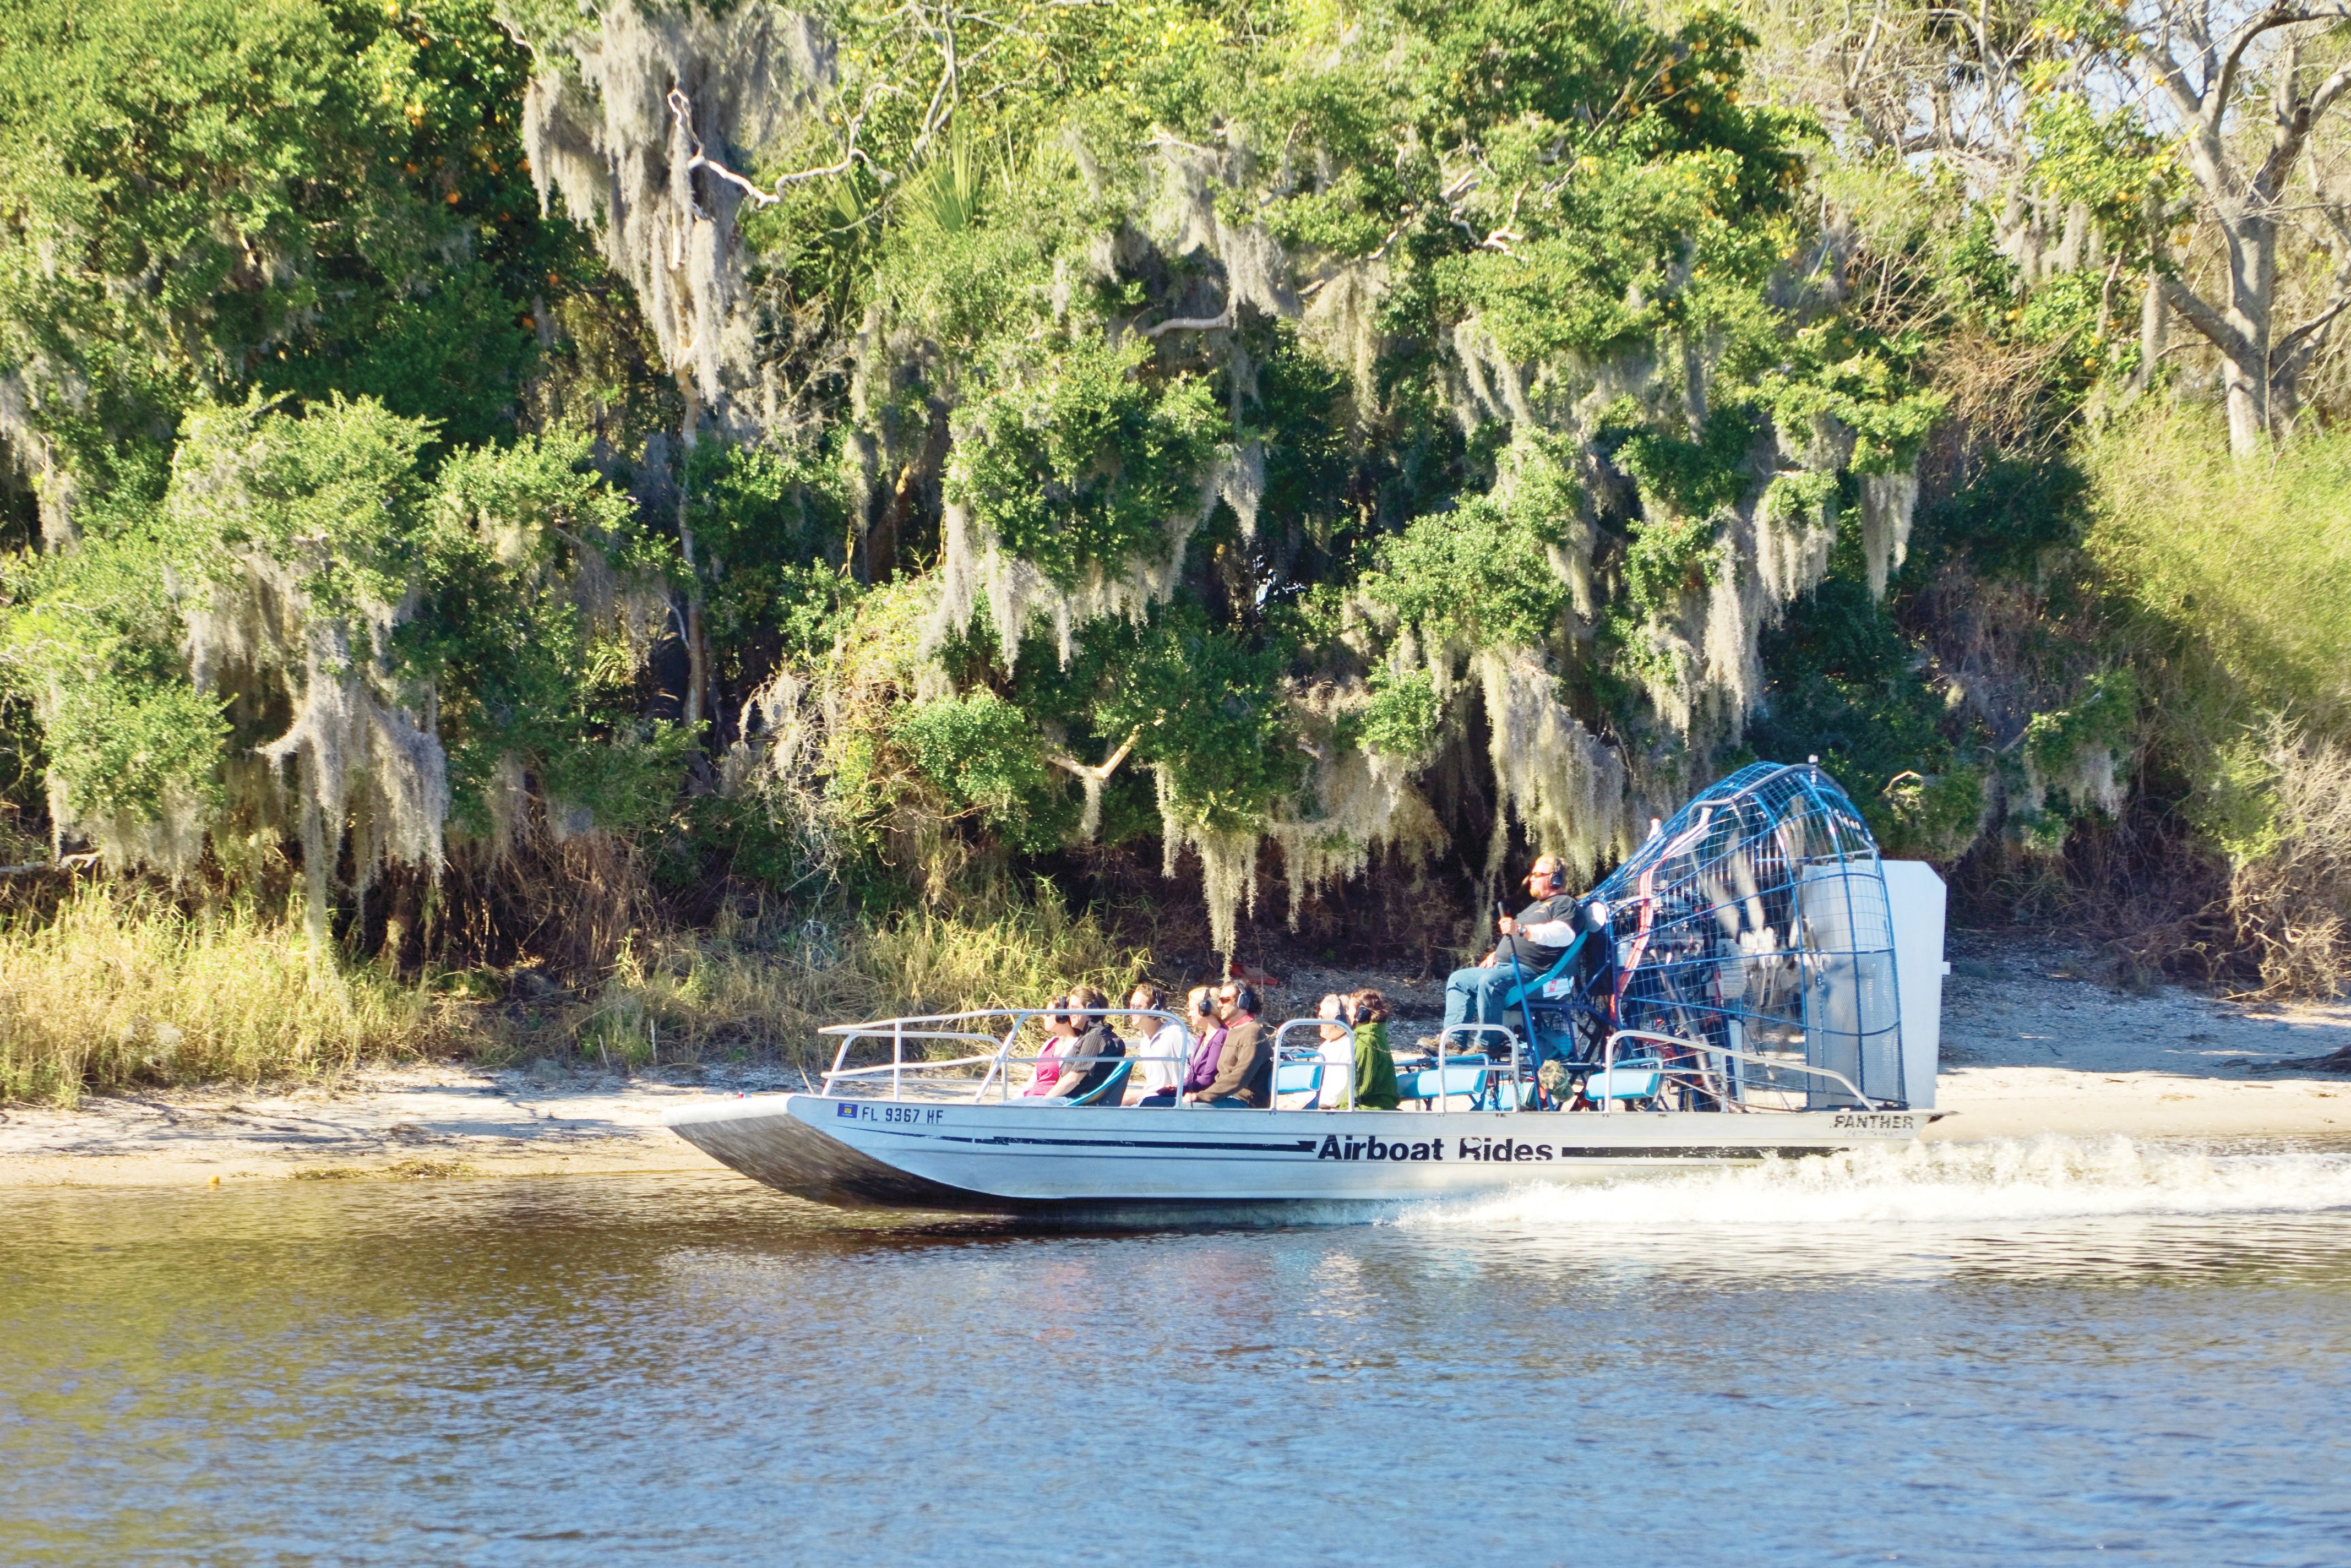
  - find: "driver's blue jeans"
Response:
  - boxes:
[1442,965,1522,1033]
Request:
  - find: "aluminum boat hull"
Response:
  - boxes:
[662,1093,1930,1213]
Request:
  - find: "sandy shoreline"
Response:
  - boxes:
[4,938,2348,1188]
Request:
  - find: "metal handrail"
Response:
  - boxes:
[1271,1017,1357,1110]
[813,1010,1879,1115]
[821,1008,1193,1102]
[818,1008,1360,1108]
[1600,1027,1878,1113]
[1384,1025,1523,1110]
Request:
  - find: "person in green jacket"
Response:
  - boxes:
[1343,988,1401,1110]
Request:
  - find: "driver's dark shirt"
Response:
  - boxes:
[1500,892,1580,973]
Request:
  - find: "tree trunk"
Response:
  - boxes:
[2221,353,2267,456]
[2219,209,2277,460]
[2131,269,2164,395]
[677,389,711,732]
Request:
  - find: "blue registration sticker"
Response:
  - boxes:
[835,1102,859,1118]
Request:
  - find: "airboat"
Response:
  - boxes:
[665,761,1950,1214]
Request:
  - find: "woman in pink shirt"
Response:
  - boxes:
[1022,995,1078,1096]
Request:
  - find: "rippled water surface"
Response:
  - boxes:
[4,1137,2350,1566]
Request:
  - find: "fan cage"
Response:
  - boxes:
[1578,761,1904,1109]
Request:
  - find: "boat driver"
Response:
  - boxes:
[1439,855,1582,1036]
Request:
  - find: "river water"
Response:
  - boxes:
[4,1136,2348,1567]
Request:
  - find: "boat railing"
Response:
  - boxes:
[1392,1025,1531,1110]
[817,1009,1357,1107]
[1271,1018,1357,1110]
[818,1009,1187,1101]
[812,1010,1879,1113]
[1600,1028,1879,1113]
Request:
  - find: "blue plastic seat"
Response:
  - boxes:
[1272,1059,1325,1097]
[1057,1057,1133,1106]
[1581,1062,1663,1101]
[1399,1063,1492,1104]
[1499,929,1587,1014]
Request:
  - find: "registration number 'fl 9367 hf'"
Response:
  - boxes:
[835,1103,945,1125]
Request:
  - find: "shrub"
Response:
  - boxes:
[2218,724,2351,1000]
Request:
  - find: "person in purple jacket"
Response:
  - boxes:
[1182,986,1226,1093]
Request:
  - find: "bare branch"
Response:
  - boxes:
[2310,57,2351,121]
[2275,293,2350,366]
[2144,30,2213,130]
[2159,273,2256,362]
[1478,185,1528,255]
[666,88,892,211]
[1049,730,1140,783]
[2212,4,2351,137]
[1140,298,1233,336]
[1,852,97,877]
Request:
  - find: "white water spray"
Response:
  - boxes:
[1394,1136,2351,1233]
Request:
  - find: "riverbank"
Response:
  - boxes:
[4,935,2347,1186]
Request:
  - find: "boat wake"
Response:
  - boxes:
[1397,1135,2351,1230]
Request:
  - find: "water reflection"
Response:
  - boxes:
[2,1139,2348,1566]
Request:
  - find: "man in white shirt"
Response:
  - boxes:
[1440,856,1582,1035]
[1125,983,1188,1101]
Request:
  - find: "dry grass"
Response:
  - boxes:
[0,879,1154,1103]
[0,886,459,1106]
[2078,406,2351,996]
[537,896,1152,1072]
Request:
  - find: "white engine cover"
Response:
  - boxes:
[1881,859,1948,1109]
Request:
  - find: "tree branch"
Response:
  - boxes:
[666,88,891,212]
[2214,3,2351,137]
[1049,730,1140,783]
[1,852,97,877]
[2145,35,2211,130]
[2210,4,2293,134]
[1140,293,1232,336]
[2310,57,2351,121]
[1478,186,1527,255]
[2273,294,2350,378]
[2159,274,2257,363]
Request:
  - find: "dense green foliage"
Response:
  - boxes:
[4,0,2349,1023]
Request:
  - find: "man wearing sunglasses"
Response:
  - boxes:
[1184,983,1271,1107]
[1439,856,1581,1037]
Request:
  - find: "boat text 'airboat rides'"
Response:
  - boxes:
[666,763,1950,1213]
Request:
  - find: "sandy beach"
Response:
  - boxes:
[1926,938,2351,1140]
[4,936,2346,1188]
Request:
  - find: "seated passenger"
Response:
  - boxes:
[1345,988,1402,1110]
[1441,856,1581,1036]
[1125,983,1187,1103]
[1138,987,1218,1107]
[1020,997,1074,1097]
[1039,986,1125,1102]
[1314,994,1354,1107]
[1186,984,1270,1108]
